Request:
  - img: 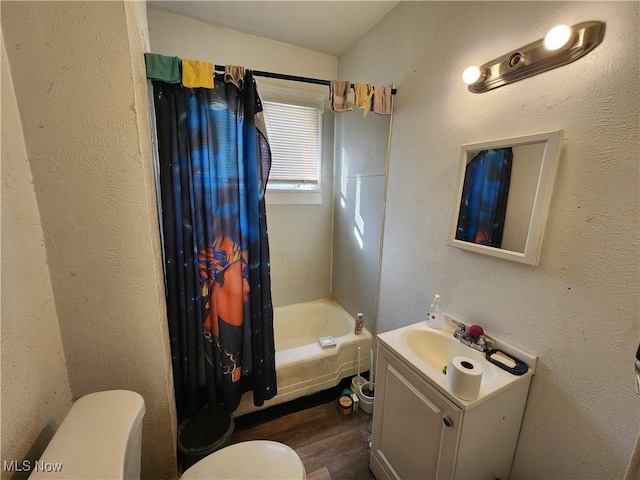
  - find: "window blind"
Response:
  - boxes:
[262,100,321,185]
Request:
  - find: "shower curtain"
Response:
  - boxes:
[455,148,513,248]
[151,72,276,419]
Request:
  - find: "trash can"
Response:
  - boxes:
[177,405,235,469]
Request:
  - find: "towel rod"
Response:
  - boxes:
[214,64,397,95]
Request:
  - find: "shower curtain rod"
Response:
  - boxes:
[214,64,397,95]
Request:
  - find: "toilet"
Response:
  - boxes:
[30,390,305,479]
[181,440,305,479]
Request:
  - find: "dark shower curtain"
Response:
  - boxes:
[456,148,513,248]
[151,72,277,419]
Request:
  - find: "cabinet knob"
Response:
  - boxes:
[443,416,453,427]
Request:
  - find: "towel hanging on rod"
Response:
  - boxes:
[213,64,397,95]
[144,53,397,95]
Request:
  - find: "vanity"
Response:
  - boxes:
[369,317,537,480]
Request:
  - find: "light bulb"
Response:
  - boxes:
[544,25,572,50]
[462,66,482,85]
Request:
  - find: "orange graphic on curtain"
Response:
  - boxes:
[198,235,249,383]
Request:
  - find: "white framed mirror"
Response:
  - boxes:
[449,130,563,265]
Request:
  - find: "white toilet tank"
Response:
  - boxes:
[30,390,146,479]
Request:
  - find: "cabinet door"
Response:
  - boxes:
[371,345,462,480]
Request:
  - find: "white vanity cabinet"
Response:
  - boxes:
[370,338,534,480]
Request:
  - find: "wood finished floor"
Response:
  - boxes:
[231,401,375,480]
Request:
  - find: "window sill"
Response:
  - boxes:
[266,188,322,205]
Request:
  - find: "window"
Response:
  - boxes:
[262,98,323,204]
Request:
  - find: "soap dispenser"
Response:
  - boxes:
[426,294,444,329]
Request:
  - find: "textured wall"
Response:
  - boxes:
[0,34,73,480]
[340,1,639,477]
[1,3,177,478]
[147,7,338,307]
[147,7,337,79]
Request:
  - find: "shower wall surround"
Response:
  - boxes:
[332,110,391,335]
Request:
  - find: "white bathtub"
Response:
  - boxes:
[234,298,373,417]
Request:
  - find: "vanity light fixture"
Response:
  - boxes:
[463,21,605,93]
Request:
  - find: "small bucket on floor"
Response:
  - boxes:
[178,405,235,469]
[358,383,375,414]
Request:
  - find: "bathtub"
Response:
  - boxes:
[234,298,373,417]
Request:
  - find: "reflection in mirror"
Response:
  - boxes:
[455,147,514,249]
[450,130,563,265]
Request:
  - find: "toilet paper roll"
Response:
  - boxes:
[446,356,483,400]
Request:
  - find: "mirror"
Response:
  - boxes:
[449,130,563,265]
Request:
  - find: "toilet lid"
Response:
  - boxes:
[181,440,306,480]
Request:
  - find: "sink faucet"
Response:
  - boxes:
[451,321,493,352]
[452,321,466,340]
[475,334,493,352]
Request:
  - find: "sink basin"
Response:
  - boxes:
[404,328,496,384]
[405,328,474,368]
[378,319,536,409]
